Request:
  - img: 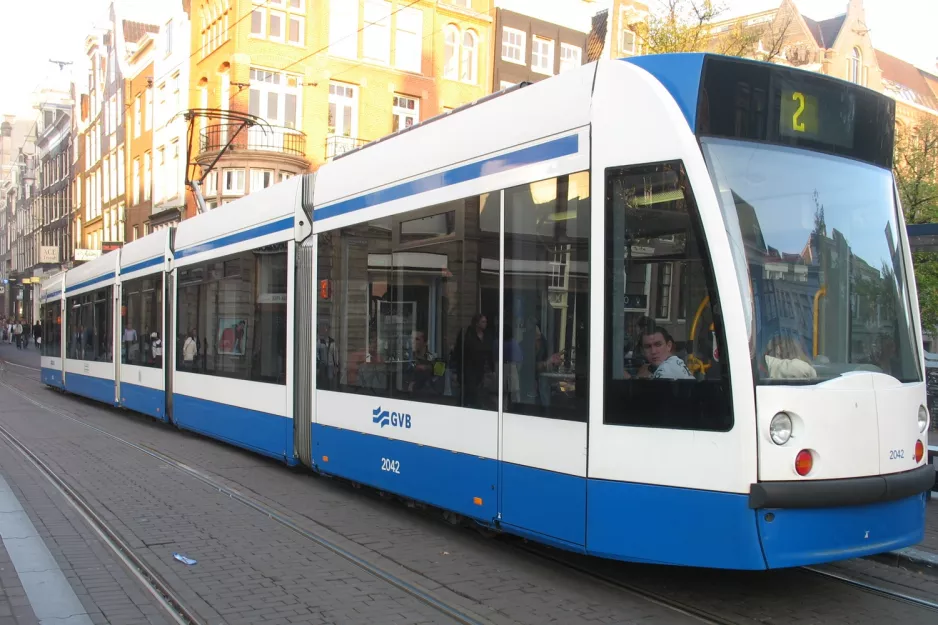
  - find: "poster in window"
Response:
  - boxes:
[217,318,247,356]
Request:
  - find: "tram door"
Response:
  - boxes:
[497,173,591,548]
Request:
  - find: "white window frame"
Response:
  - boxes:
[501,26,525,65]
[132,158,140,205]
[392,94,419,132]
[460,29,478,83]
[499,80,515,90]
[394,7,422,73]
[143,151,151,201]
[362,0,391,65]
[329,0,358,59]
[559,43,581,73]
[328,81,359,138]
[288,15,304,45]
[133,97,141,137]
[620,28,636,55]
[531,35,554,76]
[443,24,459,79]
[269,10,285,43]
[203,170,217,197]
[250,169,274,192]
[223,168,245,195]
[251,7,266,37]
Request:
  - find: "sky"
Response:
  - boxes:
[1,0,936,119]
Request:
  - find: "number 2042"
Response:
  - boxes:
[889,449,905,460]
[381,458,401,474]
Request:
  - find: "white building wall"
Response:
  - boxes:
[152,8,190,222]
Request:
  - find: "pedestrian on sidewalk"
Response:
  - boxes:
[33,320,41,349]
[13,320,23,349]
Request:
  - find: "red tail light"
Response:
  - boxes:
[915,440,924,463]
[795,449,813,476]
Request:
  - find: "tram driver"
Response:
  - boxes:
[623,326,694,380]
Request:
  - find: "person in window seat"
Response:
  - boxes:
[624,326,694,380]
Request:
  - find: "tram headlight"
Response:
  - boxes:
[919,405,929,434]
[769,412,793,446]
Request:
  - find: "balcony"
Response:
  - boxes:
[325,135,368,162]
[200,123,307,157]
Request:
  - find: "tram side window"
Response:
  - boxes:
[503,172,590,422]
[40,301,61,358]
[604,162,732,431]
[175,243,287,384]
[120,275,163,368]
[316,194,501,411]
[66,288,113,362]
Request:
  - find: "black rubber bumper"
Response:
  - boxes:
[748,464,936,509]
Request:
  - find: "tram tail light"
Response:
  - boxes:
[795,449,813,476]
[915,440,924,464]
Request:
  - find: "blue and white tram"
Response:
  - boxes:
[39,54,935,569]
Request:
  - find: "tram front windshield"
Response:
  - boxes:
[701,138,921,384]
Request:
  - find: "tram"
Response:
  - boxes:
[39,54,935,569]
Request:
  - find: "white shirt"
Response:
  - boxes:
[183,337,197,361]
[652,355,694,380]
[152,339,163,357]
[123,328,137,342]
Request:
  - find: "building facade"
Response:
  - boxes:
[150,7,191,231]
[186,0,494,213]
[491,8,587,91]
[35,86,74,282]
[75,3,158,257]
[126,42,155,242]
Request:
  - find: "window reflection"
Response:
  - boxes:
[66,287,113,363]
[503,172,590,422]
[121,275,163,368]
[317,195,501,411]
[176,243,287,384]
[604,162,732,432]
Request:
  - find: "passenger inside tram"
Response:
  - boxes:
[622,326,694,380]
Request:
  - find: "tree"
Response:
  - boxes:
[912,252,938,337]
[632,0,793,61]
[895,116,938,225]
[894,116,938,336]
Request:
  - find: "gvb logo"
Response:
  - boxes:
[372,406,412,429]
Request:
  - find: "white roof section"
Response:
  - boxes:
[174,175,303,262]
[65,249,120,293]
[120,228,170,272]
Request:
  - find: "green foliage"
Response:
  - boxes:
[895,116,938,225]
[912,252,938,336]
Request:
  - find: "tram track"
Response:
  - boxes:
[3,359,938,624]
[0,364,501,625]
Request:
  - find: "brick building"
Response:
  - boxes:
[186,0,493,214]
[125,38,155,243]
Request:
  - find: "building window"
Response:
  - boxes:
[460,30,478,83]
[560,43,581,73]
[170,141,180,199]
[329,0,358,59]
[117,146,124,196]
[288,0,303,8]
[328,82,358,138]
[363,0,391,64]
[849,46,862,84]
[164,19,173,56]
[132,158,140,205]
[250,169,274,191]
[203,170,217,197]
[531,36,554,75]
[502,27,525,64]
[223,169,245,195]
[392,95,419,132]
[248,68,302,130]
[251,7,265,36]
[288,15,304,45]
[143,151,151,201]
[133,97,141,137]
[395,7,422,73]
[450,0,470,6]
[278,171,293,182]
[443,24,459,79]
[269,10,284,42]
[620,28,636,55]
[144,87,152,130]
